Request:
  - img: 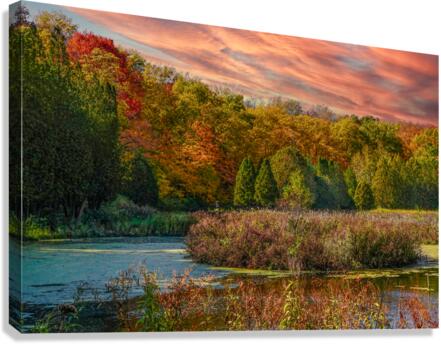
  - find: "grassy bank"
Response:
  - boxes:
[186,210,438,271]
[9,196,195,240]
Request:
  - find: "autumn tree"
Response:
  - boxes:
[10,9,122,224]
[270,97,303,115]
[67,32,144,118]
[359,117,402,154]
[9,5,438,217]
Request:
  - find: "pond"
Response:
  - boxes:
[9,237,232,306]
[9,236,439,330]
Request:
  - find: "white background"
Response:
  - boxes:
[0,0,440,343]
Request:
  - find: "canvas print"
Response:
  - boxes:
[9,0,439,333]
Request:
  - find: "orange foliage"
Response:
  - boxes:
[67,32,144,118]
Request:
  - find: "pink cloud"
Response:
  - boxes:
[68,6,438,126]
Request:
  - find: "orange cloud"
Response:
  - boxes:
[68,6,438,126]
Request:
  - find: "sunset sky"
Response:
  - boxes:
[25,1,439,126]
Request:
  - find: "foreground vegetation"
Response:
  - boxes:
[31,268,438,332]
[187,210,438,271]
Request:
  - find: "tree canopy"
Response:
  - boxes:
[10,6,438,221]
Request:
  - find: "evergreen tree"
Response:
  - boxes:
[313,175,335,209]
[233,157,255,207]
[353,182,375,210]
[313,158,352,209]
[344,168,357,199]
[80,81,121,209]
[406,156,438,209]
[10,16,94,220]
[125,152,159,206]
[371,155,403,209]
[406,129,438,209]
[254,159,278,207]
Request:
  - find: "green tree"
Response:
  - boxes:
[78,80,121,209]
[349,147,380,186]
[10,14,94,221]
[406,129,438,209]
[233,157,256,207]
[371,155,404,209]
[281,170,315,209]
[312,175,335,209]
[270,146,308,191]
[344,168,357,199]
[359,116,402,154]
[254,159,278,207]
[125,152,159,206]
[353,182,375,210]
[331,116,365,161]
[313,159,352,209]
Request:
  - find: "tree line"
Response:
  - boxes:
[10,6,438,226]
[233,135,438,210]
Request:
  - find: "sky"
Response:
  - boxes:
[23,1,439,126]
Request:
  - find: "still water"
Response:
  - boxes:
[9,236,438,329]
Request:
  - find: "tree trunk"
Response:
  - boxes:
[76,199,88,224]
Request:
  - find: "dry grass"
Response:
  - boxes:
[186,210,438,271]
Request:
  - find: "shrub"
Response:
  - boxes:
[10,196,195,240]
[187,210,433,271]
[350,225,419,268]
[93,194,157,223]
[9,215,57,240]
[135,212,196,236]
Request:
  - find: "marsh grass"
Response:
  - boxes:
[30,266,438,332]
[101,268,438,331]
[186,210,438,271]
[31,281,102,333]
